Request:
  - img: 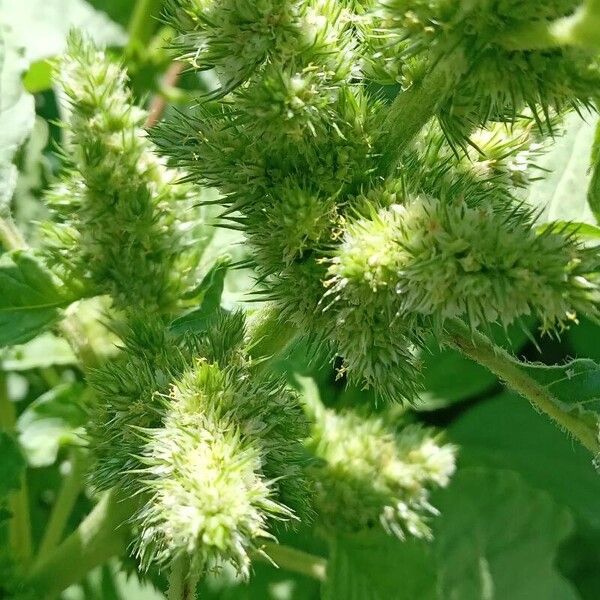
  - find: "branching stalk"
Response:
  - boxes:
[127,0,165,52]
[35,451,86,565]
[379,49,468,173]
[260,541,327,582]
[445,319,600,455]
[28,491,132,598]
[0,372,33,564]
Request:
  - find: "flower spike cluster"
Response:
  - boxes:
[89,312,311,575]
[305,399,456,538]
[156,0,600,402]
[44,33,197,313]
[379,0,600,140]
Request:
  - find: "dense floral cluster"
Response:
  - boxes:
[89,311,311,575]
[306,401,456,538]
[19,0,600,592]
[155,0,600,402]
[44,33,196,313]
[379,0,600,139]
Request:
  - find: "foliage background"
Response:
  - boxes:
[2,0,600,598]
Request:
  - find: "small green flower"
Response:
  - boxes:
[308,406,456,538]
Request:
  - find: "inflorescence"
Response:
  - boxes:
[30,0,600,588]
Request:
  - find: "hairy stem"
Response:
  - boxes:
[35,451,85,565]
[0,372,33,564]
[445,319,600,455]
[495,0,600,51]
[57,311,101,370]
[127,0,165,51]
[261,541,327,581]
[246,306,299,368]
[28,491,132,598]
[168,554,202,600]
[379,49,468,173]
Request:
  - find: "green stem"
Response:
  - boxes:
[246,306,299,367]
[0,372,33,564]
[445,319,600,455]
[57,311,101,370]
[495,1,600,51]
[260,542,327,582]
[35,451,85,565]
[127,0,165,52]
[168,554,202,600]
[0,215,27,251]
[28,491,132,598]
[378,49,468,173]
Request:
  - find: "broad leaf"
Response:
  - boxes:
[527,111,598,225]
[0,25,35,213]
[171,258,230,336]
[568,315,600,362]
[432,468,579,600]
[323,533,436,600]
[0,332,76,371]
[0,0,126,64]
[451,393,600,528]
[0,251,75,347]
[522,359,600,418]
[587,120,600,221]
[418,320,532,411]
[17,382,87,467]
[536,221,600,243]
[0,431,25,497]
[419,346,496,410]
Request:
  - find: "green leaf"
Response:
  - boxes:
[0,251,74,347]
[0,431,25,497]
[418,320,532,411]
[88,0,137,28]
[537,221,600,242]
[0,0,127,64]
[432,468,579,600]
[450,393,600,528]
[171,257,230,336]
[522,359,600,418]
[568,316,600,362]
[0,332,76,371]
[0,25,35,213]
[17,382,87,467]
[22,59,53,94]
[527,111,598,225]
[587,119,600,222]
[418,346,496,410]
[322,532,436,600]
